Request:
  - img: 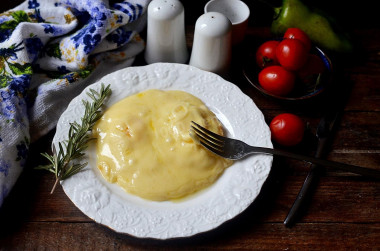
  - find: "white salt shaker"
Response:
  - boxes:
[144,0,189,64]
[189,12,232,76]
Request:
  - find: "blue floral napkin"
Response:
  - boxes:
[0,0,150,206]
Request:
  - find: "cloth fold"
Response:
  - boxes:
[0,0,150,206]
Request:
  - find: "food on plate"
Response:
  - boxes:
[269,113,305,146]
[93,89,232,201]
[258,65,295,96]
[270,0,353,53]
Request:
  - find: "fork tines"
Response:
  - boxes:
[190,121,225,154]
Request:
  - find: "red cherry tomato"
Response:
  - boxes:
[297,54,326,82]
[283,27,312,52]
[270,113,305,146]
[299,54,326,75]
[256,40,280,69]
[276,39,308,71]
[258,65,295,96]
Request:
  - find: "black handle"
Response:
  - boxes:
[283,165,320,227]
[283,138,328,227]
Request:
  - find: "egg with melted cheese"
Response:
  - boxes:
[93,89,233,201]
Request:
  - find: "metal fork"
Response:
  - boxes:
[190,121,380,179]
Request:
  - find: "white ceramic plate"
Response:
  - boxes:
[54,63,273,239]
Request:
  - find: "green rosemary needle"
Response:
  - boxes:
[37,83,112,194]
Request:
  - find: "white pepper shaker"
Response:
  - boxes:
[144,0,189,64]
[189,12,232,76]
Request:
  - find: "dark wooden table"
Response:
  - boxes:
[1,1,380,250]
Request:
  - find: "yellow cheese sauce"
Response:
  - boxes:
[93,89,232,201]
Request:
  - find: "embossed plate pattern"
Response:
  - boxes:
[54,63,273,239]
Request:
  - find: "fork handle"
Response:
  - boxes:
[248,146,380,179]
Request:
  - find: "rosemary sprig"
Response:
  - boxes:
[37,83,112,194]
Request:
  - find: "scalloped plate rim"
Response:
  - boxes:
[54,63,273,239]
